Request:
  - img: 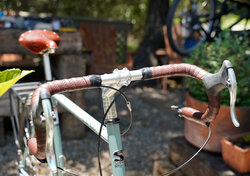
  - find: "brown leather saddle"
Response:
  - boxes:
[19,30,60,54]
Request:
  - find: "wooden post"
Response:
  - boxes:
[52,54,87,139]
[0,118,4,146]
[155,25,183,90]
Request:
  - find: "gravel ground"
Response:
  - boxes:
[0,87,185,176]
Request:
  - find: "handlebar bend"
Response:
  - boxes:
[28,60,238,161]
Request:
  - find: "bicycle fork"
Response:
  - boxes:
[102,91,126,176]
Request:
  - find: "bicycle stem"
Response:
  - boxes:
[101,69,132,175]
[100,67,141,120]
[101,67,142,89]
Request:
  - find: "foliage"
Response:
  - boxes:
[243,134,250,144]
[0,69,34,97]
[185,30,250,107]
[127,43,139,53]
[0,0,148,39]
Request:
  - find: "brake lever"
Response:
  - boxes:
[227,68,240,127]
[203,60,240,127]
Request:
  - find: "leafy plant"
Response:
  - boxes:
[243,134,250,144]
[0,0,148,40]
[185,30,250,107]
[0,69,34,97]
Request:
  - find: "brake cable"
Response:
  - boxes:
[100,85,133,136]
[55,85,132,176]
[97,84,134,176]
[97,83,212,176]
[57,166,79,176]
[57,83,211,176]
[160,122,212,176]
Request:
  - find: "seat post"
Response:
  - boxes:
[43,53,53,81]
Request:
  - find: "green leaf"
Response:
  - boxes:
[0,69,34,97]
[243,134,250,143]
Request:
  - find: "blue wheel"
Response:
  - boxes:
[166,0,216,56]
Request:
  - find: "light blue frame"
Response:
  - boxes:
[52,93,126,176]
[18,49,128,176]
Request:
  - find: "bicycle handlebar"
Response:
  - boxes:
[28,60,239,162]
[31,77,91,110]
[149,62,226,125]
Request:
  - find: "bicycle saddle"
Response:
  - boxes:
[19,30,60,54]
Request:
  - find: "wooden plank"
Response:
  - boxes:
[153,160,184,176]
[52,54,87,139]
[0,29,28,54]
[56,32,82,55]
[79,22,116,74]
[168,136,244,176]
[0,118,4,146]
[0,91,10,117]
[162,25,183,64]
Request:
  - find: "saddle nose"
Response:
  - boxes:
[19,30,60,54]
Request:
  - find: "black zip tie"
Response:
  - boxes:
[206,122,210,127]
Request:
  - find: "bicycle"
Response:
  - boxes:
[12,29,239,176]
[9,30,61,175]
[166,0,250,56]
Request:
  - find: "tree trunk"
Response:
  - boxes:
[133,0,170,69]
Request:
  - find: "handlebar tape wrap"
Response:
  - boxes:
[29,76,91,160]
[28,63,223,161]
[150,63,208,80]
[181,94,220,125]
[150,63,221,125]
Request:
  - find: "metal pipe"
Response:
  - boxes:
[101,69,142,85]
[20,168,30,176]
[101,90,126,175]
[43,54,53,81]
[106,123,126,176]
[52,94,108,142]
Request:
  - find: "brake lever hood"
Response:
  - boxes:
[203,60,239,127]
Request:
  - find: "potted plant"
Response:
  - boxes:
[221,132,250,174]
[184,30,250,152]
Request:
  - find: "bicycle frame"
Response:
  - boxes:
[39,67,142,176]
[37,89,127,175]
[52,94,126,175]
[49,68,142,175]
[9,53,66,175]
[13,52,130,175]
